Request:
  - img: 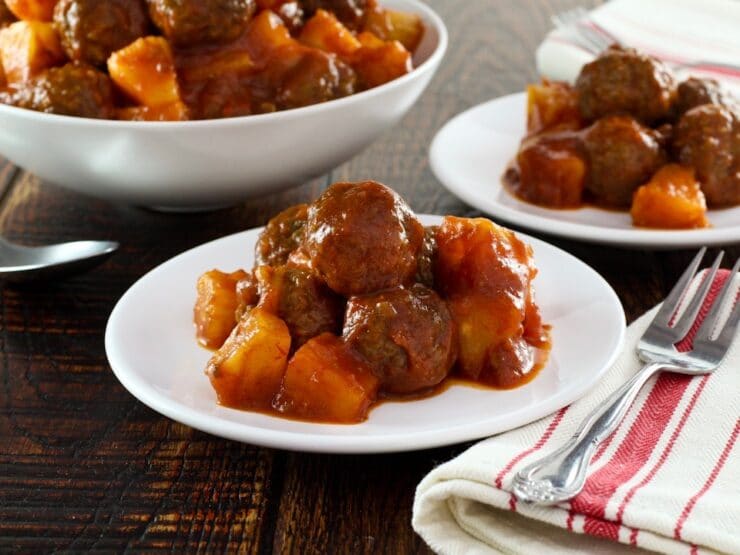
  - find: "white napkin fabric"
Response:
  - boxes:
[535,0,740,95]
[413,270,740,555]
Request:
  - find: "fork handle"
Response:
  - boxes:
[512,361,666,505]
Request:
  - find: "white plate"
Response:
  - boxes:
[430,92,740,249]
[105,215,625,453]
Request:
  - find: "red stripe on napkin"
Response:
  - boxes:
[615,375,711,525]
[493,406,569,490]
[573,270,730,542]
[674,418,740,540]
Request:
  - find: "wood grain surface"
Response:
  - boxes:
[0,0,737,553]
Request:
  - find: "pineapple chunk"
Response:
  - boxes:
[206,307,291,410]
[515,135,586,208]
[352,31,411,89]
[299,9,361,58]
[274,333,379,423]
[5,0,56,22]
[176,43,254,83]
[631,164,709,229]
[363,2,424,52]
[526,80,582,135]
[0,20,63,84]
[244,9,295,61]
[194,269,249,349]
[108,36,180,107]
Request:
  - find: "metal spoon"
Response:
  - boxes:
[0,237,118,281]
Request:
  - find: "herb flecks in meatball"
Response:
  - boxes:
[576,45,675,124]
[257,265,344,350]
[304,181,424,297]
[146,0,257,47]
[255,204,308,267]
[343,284,456,394]
[673,104,740,207]
[53,0,149,67]
[10,63,114,118]
[584,115,665,207]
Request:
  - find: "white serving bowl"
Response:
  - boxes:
[0,0,447,209]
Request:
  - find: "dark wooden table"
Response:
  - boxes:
[1,1,737,552]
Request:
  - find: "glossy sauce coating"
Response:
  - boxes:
[304,180,424,296]
[506,47,739,227]
[54,0,150,67]
[343,284,457,394]
[434,216,547,388]
[0,0,421,119]
[196,182,550,423]
[9,62,114,117]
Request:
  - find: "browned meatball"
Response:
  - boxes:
[576,46,675,124]
[255,204,308,267]
[258,265,344,349]
[276,48,356,110]
[584,115,665,206]
[9,64,114,118]
[0,1,16,27]
[673,104,740,207]
[53,0,149,67]
[146,0,256,47]
[674,77,736,118]
[303,0,366,29]
[415,226,437,288]
[304,181,424,296]
[343,284,456,394]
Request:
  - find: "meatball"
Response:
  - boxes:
[576,46,675,124]
[343,284,456,394]
[584,115,665,206]
[303,0,366,30]
[415,226,437,288]
[255,204,308,267]
[276,48,356,110]
[146,0,256,47]
[10,63,114,118]
[258,265,344,349]
[304,181,424,296]
[673,104,740,207]
[53,0,149,67]
[674,77,736,118]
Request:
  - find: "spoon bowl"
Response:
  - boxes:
[0,238,119,281]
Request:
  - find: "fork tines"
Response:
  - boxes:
[657,249,739,347]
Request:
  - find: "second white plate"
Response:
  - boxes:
[105,215,625,453]
[430,92,740,249]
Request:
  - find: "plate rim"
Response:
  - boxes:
[430,91,740,249]
[105,217,626,454]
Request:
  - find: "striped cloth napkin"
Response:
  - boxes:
[535,0,740,95]
[413,269,739,555]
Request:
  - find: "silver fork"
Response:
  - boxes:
[513,248,740,505]
[551,7,740,73]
